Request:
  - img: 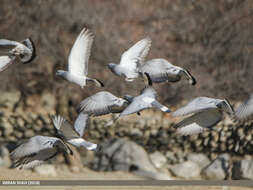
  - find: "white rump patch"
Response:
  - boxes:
[161,106,169,112]
[142,97,155,104]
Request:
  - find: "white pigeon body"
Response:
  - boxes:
[52,113,98,151]
[108,37,152,82]
[0,38,36,72]
[140,58,196,85]
[10,135,71,169]
[56,28,104,88]
[173,97,234,135]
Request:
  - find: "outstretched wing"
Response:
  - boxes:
[68,28,94,76]
[20,38,36,64]
[119,37,151,71]
[0,39,19,46]
[140,87,157,98]
[173,97,219,117]
[10,136,69,169]
[174,109,222,135]
[73,113,89,137]
[12,148,58,169]
[0,56,16,72]
[52,115,79,139]
[235,93,253,121]
[120,98,150,117]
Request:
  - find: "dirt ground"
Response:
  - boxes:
[0,167,252,190]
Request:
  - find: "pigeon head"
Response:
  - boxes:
[123,95,134,103]
[107,63,116,72]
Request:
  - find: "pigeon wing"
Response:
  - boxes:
[20,38,36,64]
[173,97,219,117]
[12,148,58,169]
[10,136,67,160]
[0,56,16,72]
[0,39,19,46]
[77,92,118,116]
[68,28,94,76]
[120,98,150,117]
[73,113,89,137]
[235,93,253,121]
[140,59,180,83]
[174,109,222,135]
[52,115,79,139]
[120,37,151,71]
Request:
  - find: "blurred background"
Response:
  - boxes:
[0,0,253,181]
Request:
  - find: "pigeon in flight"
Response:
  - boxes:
[10,135,72,169]
[56,28,104,88]
[121,87,171,116]
[0,38,36,72]
[173,97,234,135]
[52,113,99,151]
[234,93,253,121]
[106,87,170,126]
[107,37,152,86]
[140,58,196,85]
[77,91,129,117]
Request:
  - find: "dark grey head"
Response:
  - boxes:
[107,63,117,73]
[123,95,134,103]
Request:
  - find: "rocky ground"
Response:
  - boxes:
[0,90,253,181]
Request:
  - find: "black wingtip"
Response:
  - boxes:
[22,37,36,64]
[185,69,196,86]
[144,72,152,86]
[224,98,234,113]
[96,79,105,87]
[191,76,197,86]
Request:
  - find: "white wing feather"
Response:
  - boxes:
[119,37,151,71]
[68,28,94,76]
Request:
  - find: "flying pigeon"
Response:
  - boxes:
[107,37,152,86]
[10,135,72,169]
[56,28,104,88]
[0,38,36,72]
[77,91,129,117]
[140,58,196,85]
[173,97,234,135]
[120,87,171,117]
